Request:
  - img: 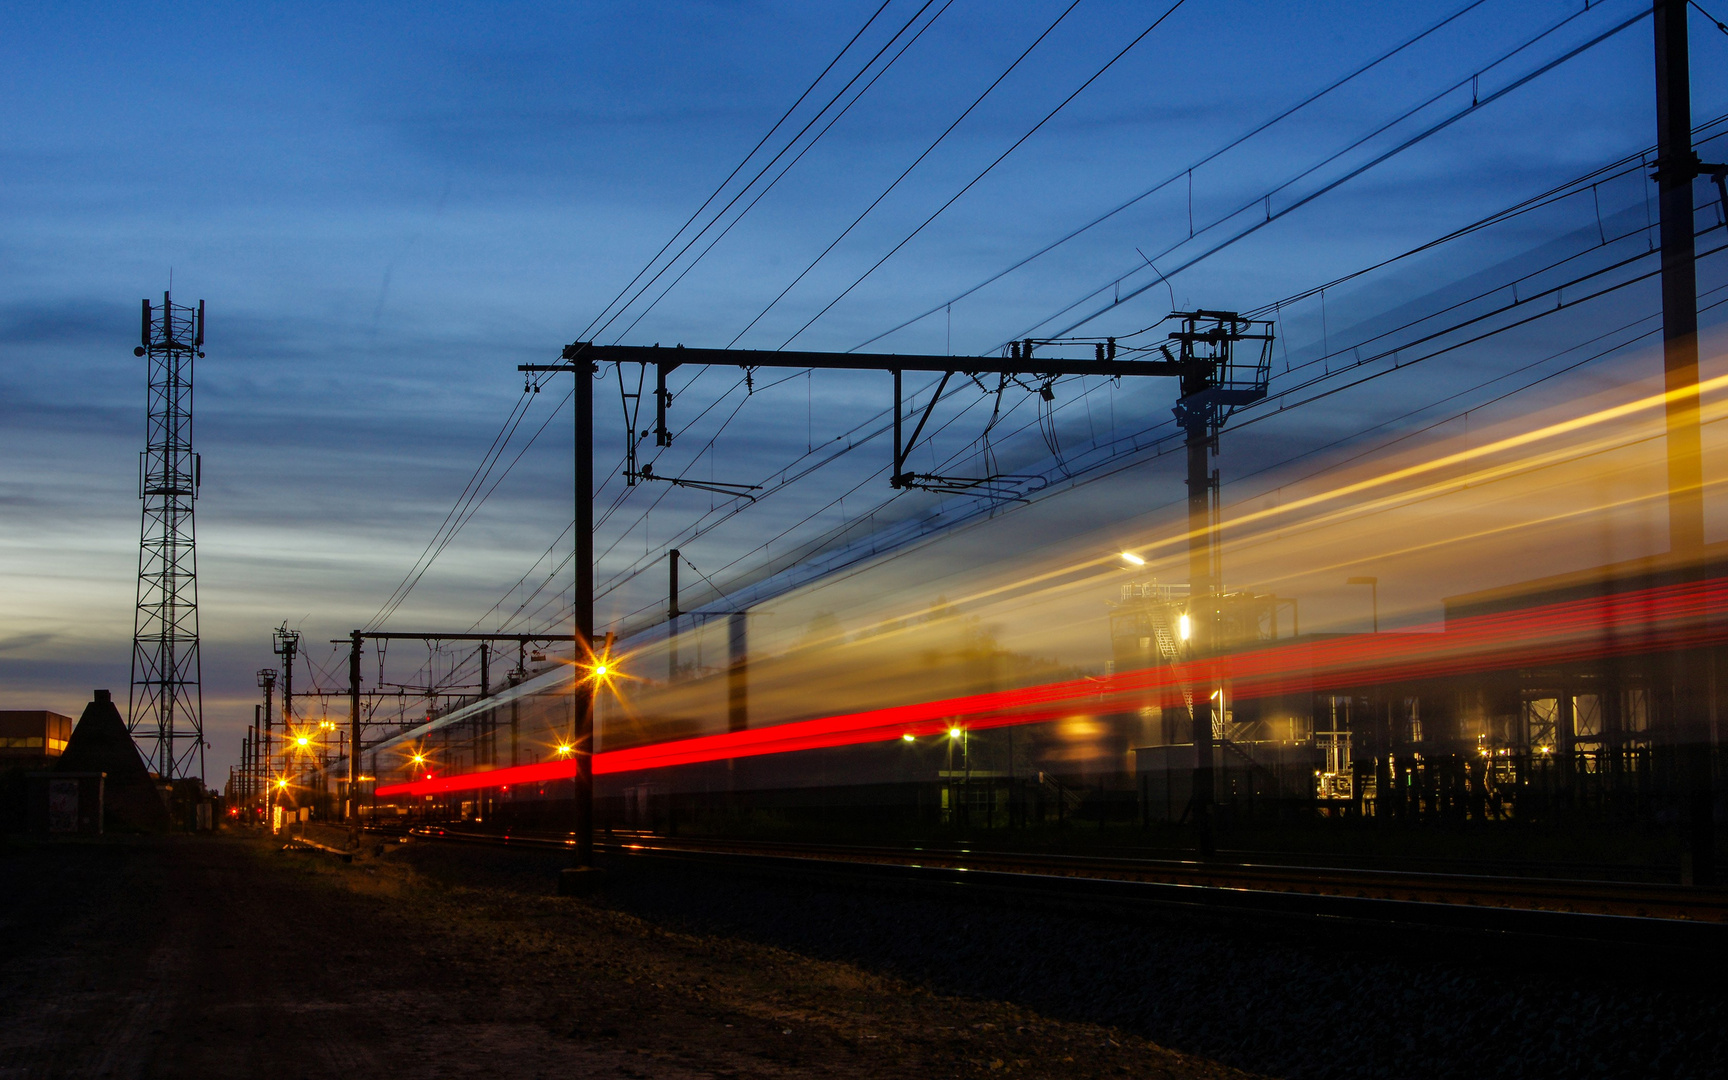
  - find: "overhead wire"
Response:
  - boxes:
[489,3,1684,648]
[372,4,915,641]
[780,0,1193,347]
[364,388,536,631]
[775,7,1671,519]
[611,0,959,347]
[654,117,1692,600]
[1023,2,1649,342]
[369,387,573,631]
[725,0,1089,347]
[590,0,947,345]
[852,0,1496,350]
[639,172,1728,627]
[576,0,898,342]
[1692,0,1728,37]
[484,4,1596,630]
[582,158,1664,627]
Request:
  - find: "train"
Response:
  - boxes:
[310,535,1727,866]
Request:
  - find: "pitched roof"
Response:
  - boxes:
[57,689,155,782]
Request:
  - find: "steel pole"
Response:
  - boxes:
[1185,413,1216,858]
[1655,0,1705,551]
[348,630,361,845]
[574,351,596,869]
[1654,0,1714,885]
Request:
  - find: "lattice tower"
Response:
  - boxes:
[128,291,206,779]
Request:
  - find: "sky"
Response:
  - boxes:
[3,0,1727,782]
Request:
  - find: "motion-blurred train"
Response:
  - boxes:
[333,538,1726,840]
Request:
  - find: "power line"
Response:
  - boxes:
[577,0,898,342]
[365,389,536,631]
[781,0,1192,348]
[725,0,1088,347]
[368,387,572,631]
[610,0,959,347]
[1025,3,1648,342]
[1692,0,1728,37]
[852,0,1496,350]
[581,9,1594,597]
[632,8,1686,590]
[591,0,947,345]
[610,154,1673,608]
[609,191,1728,630]
[470,2,1672,649]
[532,4,1610,622]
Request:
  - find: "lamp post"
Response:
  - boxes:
[1347,576,1378,633]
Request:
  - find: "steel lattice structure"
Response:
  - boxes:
[128,291,206,780]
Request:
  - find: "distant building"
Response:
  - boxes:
[0,711,73,769]
[57,690,172,832]
[0,710,75,832]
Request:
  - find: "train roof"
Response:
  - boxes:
[1442,538,1728,623]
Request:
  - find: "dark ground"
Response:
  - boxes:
[400,836,1728,1080]
[0,832,1255,1080]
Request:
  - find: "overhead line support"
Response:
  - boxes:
[336,629,583,843]
[522,317,1271,866]
[1652,0,1719,886]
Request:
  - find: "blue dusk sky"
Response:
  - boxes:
[2,0,1726,778]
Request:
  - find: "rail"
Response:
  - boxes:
[394,825,1728,950]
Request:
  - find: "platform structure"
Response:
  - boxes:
[128,292,206,781]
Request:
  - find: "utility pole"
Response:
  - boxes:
[512,641,525,767]
[523,322,1270,868]
[1655,0,1706,551]
[273,626,298,732]
[1653,0,1718,886]
[128,291,206,781]
[519,346,601,880]
[1170,312,1274,857]
[668,548,681,681]
[1177,324,1217,858]
[335,629,577,844]
[575,346,596,874]
[347,630,362,846]
[257,668,276,813]
[668,548,681,621]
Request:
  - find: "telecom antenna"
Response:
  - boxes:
[128,291,206,780]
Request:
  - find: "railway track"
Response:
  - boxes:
[393,824,1728,951]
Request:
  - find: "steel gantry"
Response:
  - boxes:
[522,311,1272,867]
[335,631,580,850]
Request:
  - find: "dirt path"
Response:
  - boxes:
[0,833,1259,1079]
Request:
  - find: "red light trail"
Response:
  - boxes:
[376,574,1728,799]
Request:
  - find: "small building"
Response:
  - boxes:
[0,711,73,770]
[0,711,76,832]
[56,690,171,832]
